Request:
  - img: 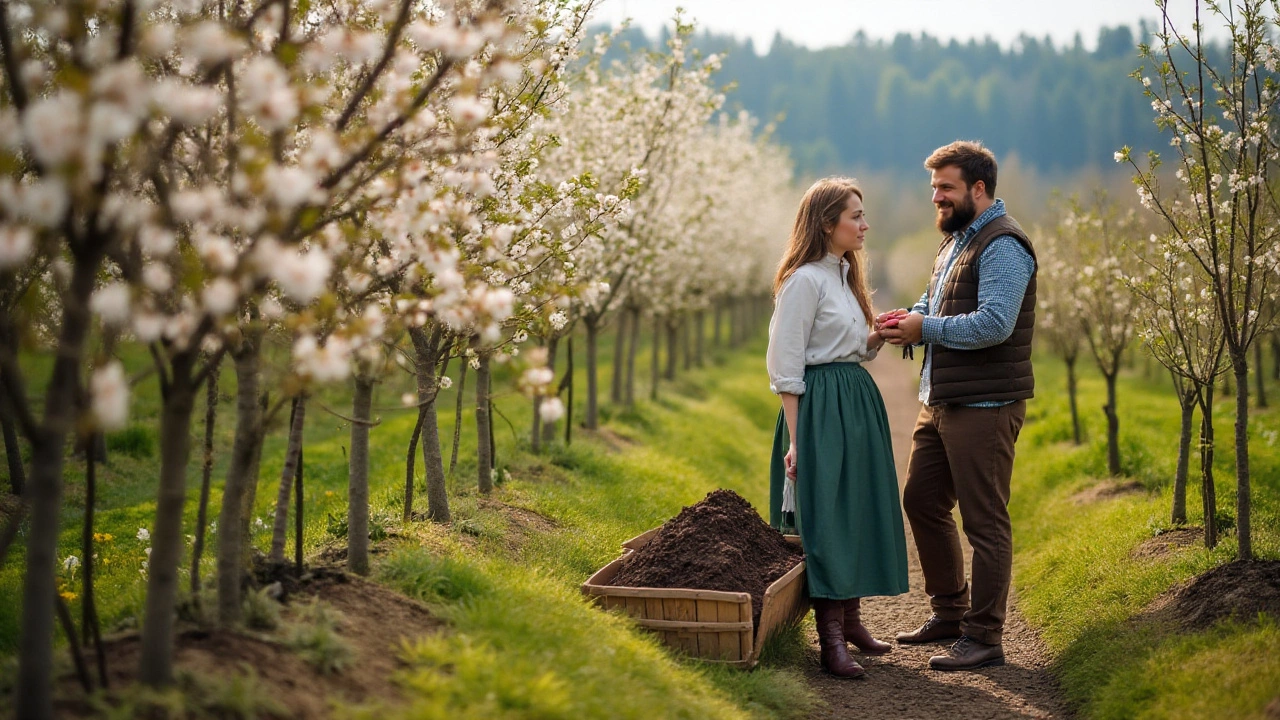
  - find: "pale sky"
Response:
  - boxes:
[594,0,1218,51]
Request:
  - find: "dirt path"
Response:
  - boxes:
[800,357,1070,719]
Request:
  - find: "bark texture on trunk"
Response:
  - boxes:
[476,353,493,494]
[1065,355,1081,445]
[1198,386,1218,549]
[1104,371,1121,476]
[216,337,265,626]
[269,396,307,563]
[19,258,97,720]
[139,352,199,687]
[347,375,375,575]
[1172,385,1195,526]
[0,382,24,495]
[192,359,220,594]
[584,317,600,429]
[625,306,640,406]
[1233,365,1252,560]
[611,313,626,404]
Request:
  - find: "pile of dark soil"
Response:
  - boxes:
[1167,559,1280,630]
[611,489,804,627]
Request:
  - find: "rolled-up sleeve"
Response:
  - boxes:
[767,272,819,395]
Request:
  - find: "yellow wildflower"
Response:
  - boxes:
[59,591,77,602]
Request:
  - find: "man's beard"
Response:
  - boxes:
[936,193,977,234]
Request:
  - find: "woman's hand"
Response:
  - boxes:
[868,330,886,351]
[784,441,798,480]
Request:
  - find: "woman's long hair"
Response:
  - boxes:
[772,177,874,326]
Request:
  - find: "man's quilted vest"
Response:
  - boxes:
[927,214,1037,405]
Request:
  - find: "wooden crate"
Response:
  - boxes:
[581,527,809,668]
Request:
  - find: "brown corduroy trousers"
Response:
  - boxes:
[902,400,1026,646]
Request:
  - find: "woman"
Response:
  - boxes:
[766,177,910,679]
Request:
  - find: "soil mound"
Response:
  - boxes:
[1166,560,1280,630]
[1130,527,1203,561]
[52,567,443,718]
[610,489,804,626]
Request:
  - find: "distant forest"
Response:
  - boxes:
[605,24,1168,177]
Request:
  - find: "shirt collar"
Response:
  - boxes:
[952,198,1007,244]
[821,252,847,267]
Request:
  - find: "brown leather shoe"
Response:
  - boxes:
[813,599,866,679]
[896,615,963,644]
[843,598,891,655]
[929,636,1005,671]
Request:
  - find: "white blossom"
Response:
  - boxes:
[539,397,565,423]
[90,283,132,326]
[90,361,129,430]
[0,226,35,269]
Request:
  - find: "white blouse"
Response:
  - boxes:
[766,253,878,395]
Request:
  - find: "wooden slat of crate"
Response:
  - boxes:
[581,526,809,669]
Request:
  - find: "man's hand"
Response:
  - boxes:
[880,312,924,346]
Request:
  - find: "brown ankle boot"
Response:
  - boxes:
[843,598,892,655]
[813,599,866,679]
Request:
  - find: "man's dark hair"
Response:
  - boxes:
[924,141,998,197]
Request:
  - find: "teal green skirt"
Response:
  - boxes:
[770,362,910,599]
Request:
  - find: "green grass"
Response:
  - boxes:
[1013,351,1280,719]
[1,322,815,718]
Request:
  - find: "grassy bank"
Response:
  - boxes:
[1012,353,1280,718]
[1,328,816,718]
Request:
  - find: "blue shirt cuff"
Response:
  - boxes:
[921,316,945,344]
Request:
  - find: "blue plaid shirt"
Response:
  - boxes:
[909,199,1036,407]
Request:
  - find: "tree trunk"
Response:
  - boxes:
[347,374,375,576]
[1233,363,1252,560]
[19,258,97,720]
[476,352,494,494]
[611,312,626,404]
[683,315,692,371]
[650,314,661,401]
[139,351,200,687]
[81,434,107,688]
[191,358,220,594]
[564,334,575,446]
[0,382,24,495]
[294,444,304,576]
[269,395,307,564]
[1270,333,1279,382]
[585,316,601,429]
[422,391,450,522]
[237,388,269,561]
[713,301,723,347]
[1198,385,1218,549]
[215,336,265,626]
[625,307,640,406]
[1254,340,1267,409]
[695,310,705,367]
[450,362,467,474]
[404,407,425,522]
[540,336,560,446]
[1172,384,1194,526]
[1066,355,1081,445]
[1103,370,1121,476]
[665,320,678,381]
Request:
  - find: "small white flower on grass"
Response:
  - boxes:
[91,361,130,430]
[62,555,80,572]
[137,527,150,542]
[539,397,565,423]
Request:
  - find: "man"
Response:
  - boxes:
[878,140,1036,672]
